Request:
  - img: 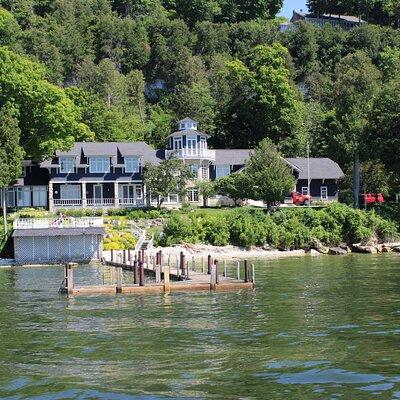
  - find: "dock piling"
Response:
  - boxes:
[236,261,240,280]
[139,261,145,286]
[223,260,227,277]
[133,257,138,284]
[207,254,212,274]
[116,267,122,293]
[201,257,205,273]
[215,260,219,283]
[244,260,249,283]
[210,264,217,290]
[164,265,170,292]
[155,264,161,283]
[251,264,255,286]
[66,262,74,295]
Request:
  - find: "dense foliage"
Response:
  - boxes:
[159,203,398,248]
[0,0,400,202]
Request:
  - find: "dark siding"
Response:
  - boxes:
[87,183,114,199]
[296,179,339,200]
[24,165,49,185]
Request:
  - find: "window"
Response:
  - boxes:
[190,164,199,176]
[216,165,230,179]
[174,138,182,155]
[89,157,110,173]
[301,187,309,195]
[188,188,198,203]
[135,185,143,199]
[321,186,328,200]
[21,166,27,177]
[60,157,75,173]
[124,156,140,173]
[168,194,179,203]
[199,136,207,155]
[7,188,15,207]
[187,136,197,156]
[60,185,81,200]
[16,187,31,207]
[201,166,208,180]
[32,186,47,207]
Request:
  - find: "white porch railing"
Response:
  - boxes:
[14,217,104,229]
[53,199,82,207]
[119,198,145,207]
[165,149,215,160]
[87,198,115,207]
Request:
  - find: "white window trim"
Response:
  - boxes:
[60,184,81,200]
[89,157,110,173]
[124,156,140,173]
[59,157,76,174]
[188,188,199,203]
[321,186,328,200]
[216,165,231,179]
[301,187,309,195]
[186,135,197,156]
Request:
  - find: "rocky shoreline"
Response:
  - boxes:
[311,239,400,255]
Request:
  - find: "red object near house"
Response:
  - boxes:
[291,191,312,206]
[363,193,385,205]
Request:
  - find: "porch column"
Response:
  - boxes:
[48,181,54,211]
[81,182,87,207]
[114,182,119,207]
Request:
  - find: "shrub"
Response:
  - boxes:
[103,231,137,250]
[202,215,230,246]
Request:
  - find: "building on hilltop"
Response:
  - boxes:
[0,117,344,210]
[290,10,365,30]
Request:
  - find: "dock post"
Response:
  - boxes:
[111,249,114,262]
[139,261,145,286]
[210,264,217,290]
[159,250,163,267]
[163,265,170,292]
[176,256,180,278]
[223,260,227,277]
[201,257,205,273]
[215,260,219,284]
[192,256,195,272]
[123,250,127,265]
[133,257,138,284]
[244,260,249,283]
[186,261,189,279]
[67,262,74,295]
[167,254,171,267]
[180,251,185,273]
[251,264,255,286]
[128,250,131,262]
[116,267,122,293]
[155,264,161,283]
[207,254,212,274]
[145,254,149,269]
[236,261,240,280]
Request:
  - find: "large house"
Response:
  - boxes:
[290,10,365,30]
[1,118,344,210]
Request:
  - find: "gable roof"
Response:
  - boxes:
[285,158,344,180]
[178,117,198,124]
[167,129,211,139]
[292,10,363,24]
[42,142,161,167]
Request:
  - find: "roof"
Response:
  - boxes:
[285,158,344,180]
[178,117,198,124]
[167,130,211,139]
[292,10,363,23]
[42,142,161,167]
[214,149,252,166]
[13,227,105,237]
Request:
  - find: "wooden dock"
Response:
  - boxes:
[61,250,255,296]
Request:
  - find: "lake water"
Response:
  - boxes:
[1,254,400,399]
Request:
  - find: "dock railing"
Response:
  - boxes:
[13,217,104,230]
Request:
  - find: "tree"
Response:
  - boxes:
[0,105,24,235]
[0,46,93,160]
[214,173,249,206]
[195,180,216,206]
[143,156,194,207]
[244,139,295,208]
[331,51,381,208]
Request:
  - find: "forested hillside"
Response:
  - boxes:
[1,0,400,199]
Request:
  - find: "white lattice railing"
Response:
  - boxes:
[14,217,104,229]
[53,199,82,207]
[87,198,115,207]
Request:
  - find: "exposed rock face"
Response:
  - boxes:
[329,247,348,255]
[311,239,329,254]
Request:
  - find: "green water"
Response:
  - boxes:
[1,254,400,399]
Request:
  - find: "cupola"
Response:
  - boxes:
[177,117,198,131]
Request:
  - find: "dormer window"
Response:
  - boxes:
[89,157,110,173]
[124,156,140,173]
[60,157,75,173]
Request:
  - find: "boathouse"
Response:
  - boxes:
[12,217,105,265]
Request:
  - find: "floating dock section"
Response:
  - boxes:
[62,250,255,296]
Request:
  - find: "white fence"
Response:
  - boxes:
[14,217,104,230]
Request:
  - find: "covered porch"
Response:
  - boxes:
[50,179,145,210]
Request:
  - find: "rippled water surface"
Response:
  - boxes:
[1,254,400,399]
